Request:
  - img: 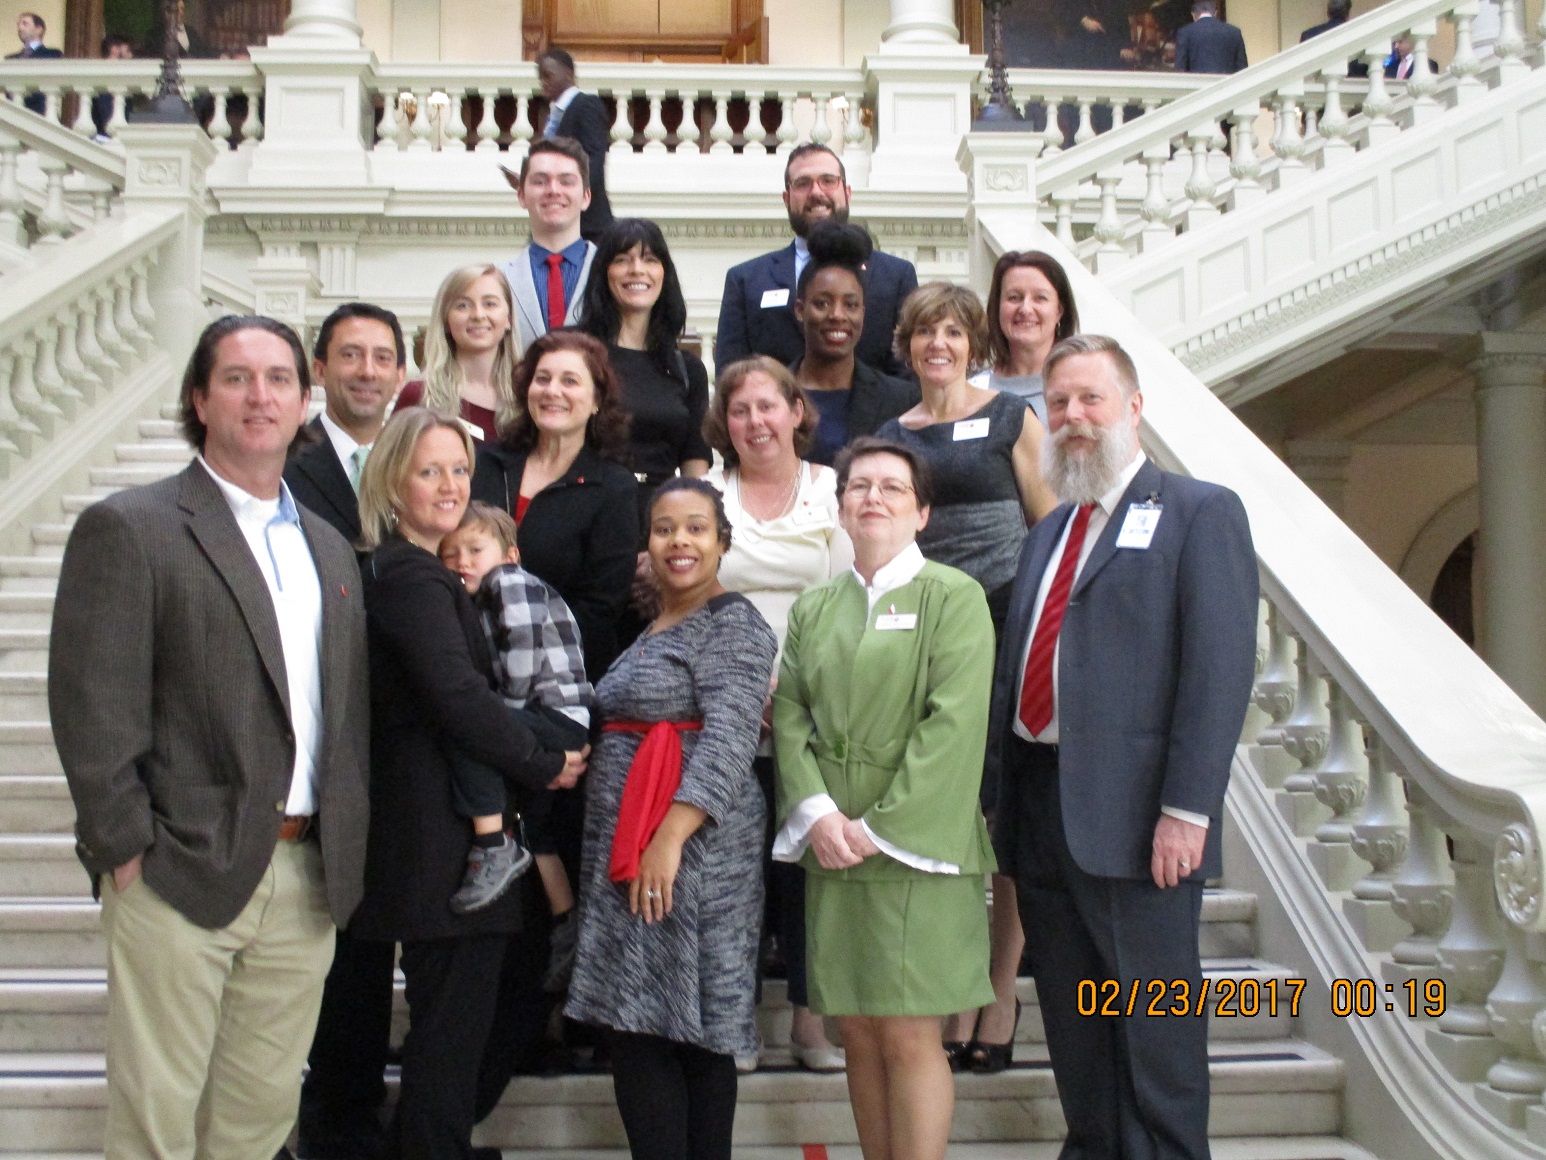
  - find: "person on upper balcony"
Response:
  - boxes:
[499,138,600,356]
[1174,0,1248,75]
[8,12,61,116]
[533,46,614,244]
[1385,32,1439,80]
[91,35,135,142]
[1299,0,1369,78]
[716,144,918,380]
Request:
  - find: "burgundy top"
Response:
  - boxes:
[396,380,498,444]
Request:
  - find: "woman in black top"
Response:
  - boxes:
[792,221,919,466]
[581,218,712,528]
[351,406,584,1157]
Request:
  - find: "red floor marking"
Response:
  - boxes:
[802,1145,829,1160]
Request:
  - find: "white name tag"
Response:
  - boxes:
[875,613,918,631]
[789,503,830,527]
[457,417,486,443]
[760,288,791,309]
[953,418,990,441]
[1115,504,1162,549]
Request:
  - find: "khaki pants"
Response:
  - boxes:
[100,839,337,1160]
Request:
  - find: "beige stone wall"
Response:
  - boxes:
[1344,444,1477,580]
[0,0,65,53]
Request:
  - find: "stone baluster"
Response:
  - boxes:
[373,91,400,151]
[0,132,25,249]
[42,87,60,126]
[1248,603,1297,782]
[1421,831,1501,1077]
[106,89,129,139]
[1307,680,1369,889]
[1041,96,1065,157]
[1137,143,1173,254]
[130,260,157,335]
[1052,188,1077,248]
[1316,69,1355,167]
[240,89,263,146]
[443,90,468,151]
[54,308,96,403]
[115,273,150,350]
[11,335,60,433]
[1279,637,1330,835]
[408,91,433,151]
[609,91,633,154]
[474,90,500,152]
[96,284,134,362]
[1345,733,1411,951]
[844,95,868,153]
[71,89,95,138]
[33,321,80,416]
[1090,172,1126,273]
[1480,882,1546,1127]
[77,292,117,383]
[1383,785,1453,981]
[775,94,798,154]
[1073,99,1096,145]
[1406,30,1443,126]
[1272,89,1309,188]
[1449,9,1486,102]
[1494,0,1527,80]
[642,90,668,152]
[1226,100,1266,210]
[810,94,832,148]
[34,156,70,245]
[0,351,30,456]
[677,92,702,153]
[512,94,533,155]
[1181,126,1219,231]
[708,92,733,154]
[207,92,233,150]
[1360,48,1399,146]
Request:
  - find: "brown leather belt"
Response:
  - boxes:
[278,814,314,842]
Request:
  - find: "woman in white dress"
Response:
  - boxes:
[702,355,853,1070]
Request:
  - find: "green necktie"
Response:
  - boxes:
[349,445,369,493]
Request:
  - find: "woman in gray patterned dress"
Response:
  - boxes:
[566,478,777,1160]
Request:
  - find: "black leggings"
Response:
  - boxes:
[608,1030,737,1160]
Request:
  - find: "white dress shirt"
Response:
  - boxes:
[773,541,961,873]
[792,235,811,289]
[1010,451,1209,830]
[318,410,372,490]
[199,458,325,816]
[543,85,581,138]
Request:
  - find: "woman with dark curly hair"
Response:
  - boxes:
[471,329,638,684]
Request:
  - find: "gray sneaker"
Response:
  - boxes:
[450,834,533,915]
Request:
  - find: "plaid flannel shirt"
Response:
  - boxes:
[475,564,594,728]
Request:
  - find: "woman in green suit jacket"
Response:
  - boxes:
[773,436,996,1160]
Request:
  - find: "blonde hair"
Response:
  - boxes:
[358,407,477,551]
[893,281,990,375]
[420,264,521,434]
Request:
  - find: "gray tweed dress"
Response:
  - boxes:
[565,592,777,1056]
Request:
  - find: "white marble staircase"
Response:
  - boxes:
[0,406,1377,1158]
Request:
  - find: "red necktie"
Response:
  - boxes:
[1019,504,1095,737]
[545,253,566,331]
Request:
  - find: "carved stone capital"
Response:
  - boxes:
[1497,822,1544,928]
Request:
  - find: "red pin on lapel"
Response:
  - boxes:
[341,585,349,597]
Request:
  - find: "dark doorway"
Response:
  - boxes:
[1430,532,1476,648]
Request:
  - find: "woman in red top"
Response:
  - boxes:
[397,263,521,442]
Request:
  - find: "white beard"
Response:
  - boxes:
[1042,421,1136,506]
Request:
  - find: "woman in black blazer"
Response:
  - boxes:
[471,330,639,683]
[351,406,584,1157]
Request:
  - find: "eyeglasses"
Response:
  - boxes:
[788,173,845,194]
[843,479,914,501]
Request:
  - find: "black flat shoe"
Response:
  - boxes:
[967,998,1022,1075]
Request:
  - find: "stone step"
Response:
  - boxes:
[0,837,82,897]
[0,629,49,654]
[0,676,47,720]
[0,778,70,831]
[0,901,101,968]
[112,442,193,465]
[27,527,69,552]
[87,465,178,490]
[137,418,181,441]
[0,1040,1344,1151]
[0,725,61,779]
[0,595,53,618]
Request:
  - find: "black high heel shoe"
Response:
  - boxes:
[967,998,1022,1074]
[943,1039,974,1072]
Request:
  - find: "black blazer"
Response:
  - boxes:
[351,537,564,943]
[284,417,361,545]
[789,356,921,466]
[1299,19,1369,77]
[471,442,638,682]
[715,243,918,379]
[7,45,61,115]
[555,91,614,242]
[989,460,1258,883]
[1174,17,1248,74]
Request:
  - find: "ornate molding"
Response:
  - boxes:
[1495,821,1543,928]
[1175,173,1546,374]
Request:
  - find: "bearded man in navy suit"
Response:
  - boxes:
[991,334,1258,1159]
[715,143,917,378]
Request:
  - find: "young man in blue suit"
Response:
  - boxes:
[715,143,917,378]
[990,335,1258,1160]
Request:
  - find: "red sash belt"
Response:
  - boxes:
[603,719,703,883]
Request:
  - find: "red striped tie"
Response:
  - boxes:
[1019,504,1095,737]
[545,253,566,331]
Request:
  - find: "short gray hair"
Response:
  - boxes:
[1043,334,1140,399]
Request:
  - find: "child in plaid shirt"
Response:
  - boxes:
[439,503,592,983]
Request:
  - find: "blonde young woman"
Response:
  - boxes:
[397,264,522,443]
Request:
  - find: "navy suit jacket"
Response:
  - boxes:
[715,242,917,378]
[989,458,1258,882]
[7,45,62,115]
[1175,17,1249,74]
[553,92,614,242]
[1300,20,1369,77]
[284,417,361,545]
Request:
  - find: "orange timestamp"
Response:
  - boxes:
[1076,977,1447,1018]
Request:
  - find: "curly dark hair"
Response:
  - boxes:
[502,329,630,463]
[647,476,733,552]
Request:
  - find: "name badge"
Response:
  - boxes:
[1115,502,1162,550]
[790,503,829,527]
[875,613,918,631]
[760,288,791,309]
[953,418,990,441]
[457,417,486,443]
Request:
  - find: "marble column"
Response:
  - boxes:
[882,0,960,46]
[1464,333,1546,717]
[280,0,363,46]
[867,0,978,193]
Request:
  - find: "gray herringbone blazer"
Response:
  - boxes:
[48,461,370,930]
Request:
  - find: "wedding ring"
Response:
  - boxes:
[1179,861,1191,871]
[646,889,660,898]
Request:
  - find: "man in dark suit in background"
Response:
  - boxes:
[536,47,613,243]
[715,143,917,378]
[8,12,62,116]
[49,316,371,1160]
[1300,0,1369,77]
[990,334,1258,1160]
[1175,1,1249,74]
[288,303,401,1160]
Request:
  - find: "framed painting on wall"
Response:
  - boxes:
[68,0,288,60]
[997,0,1224,71]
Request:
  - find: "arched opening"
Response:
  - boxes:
[1430,532,1476,648]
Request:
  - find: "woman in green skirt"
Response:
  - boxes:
[773,436,997,1160]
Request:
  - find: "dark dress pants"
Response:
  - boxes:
[300,928,397,1148]
[473,876,557,1121]
[1007,738,1211,1160]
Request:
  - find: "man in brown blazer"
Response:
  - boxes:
[49,315,371,1160]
